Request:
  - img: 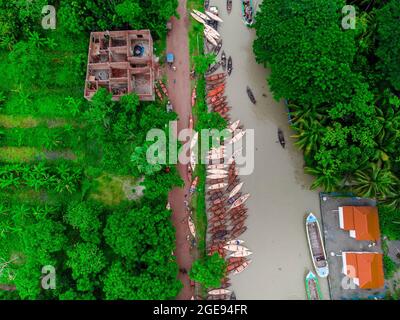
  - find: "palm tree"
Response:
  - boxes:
[305,166,342,192]
[352,162,398,199]
[292,118,326,156]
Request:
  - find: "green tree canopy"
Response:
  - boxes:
[189,253,227,289]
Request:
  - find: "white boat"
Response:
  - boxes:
[228,130,246,145]
[193,9,211,21]
[208,289,231,295]
[208,182,227,191]
[230,250,253,258]
[204,30,218,46]
[207,174,227,180]
[206,151,225,160]
[190,132,199,150]
[208,164,228,170]
[233,260,252,275]
[305,213,329,278]
[204,24,221,39]
[229,182,244,199]
[166,202,171,210]
[190,150,196,172]
[228,193,250,211]
[207,169,228,175]
[205,10,224,23]
[190,12,206,24]
[223,244,249,252]
[226,239,245,245]
[228,120,240,133]
[188,216,196,238]
[209,146,226,154]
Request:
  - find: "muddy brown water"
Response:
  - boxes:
[207,0,330,299]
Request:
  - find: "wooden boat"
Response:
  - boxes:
[189,114,194,130]
[204,0,210,10]
[188,216,196,238]
[228,120,241,133]
[205,24,221,39]
[208,164,228,170]
[226,148,243,164]
[213,230,229,240]
[246,86,256,104]
[305,271,323,300]
[227,0,232,14]
[190,176,199,194]
[207,169,228,175]
[190,12,206,25]
[214,40,223,55]
[207,174,228,180]
[228,194,250,211]
[231,226,247,238]
[227,56,233,76]
[228,130,246,145]
[206,73,225,82]
[206,10,223,23]
[208,289,231,296]
[241,0,255,26]
[229,182,243,199]
[230,250,252,258]
[155,86,163,100]
[233,259,252,275]
[204,30,218,46]
[191,87,197,107]
[278,128,285,149]
[158,80,169,97]
[226,239,244,245]
[193,9,210,21]
[206,62,221,75]
[221,51,227,71]
[207,85,225,97]
[190,151,196,173]
[305,213,329,278]
[208,182,227,191]
[223,244,249,252]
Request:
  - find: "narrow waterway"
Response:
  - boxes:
[210,0,330,299]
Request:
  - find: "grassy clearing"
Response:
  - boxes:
[0,147,42,163]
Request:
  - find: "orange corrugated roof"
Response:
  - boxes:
[341,206,380,241]
[344,252,385,289]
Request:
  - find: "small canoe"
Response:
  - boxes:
[207,169,228,175]
[228,130,246,145]
[208,164,228,170]
[227,56,233,76]
[190,176,199,194]
[189,114,194,130]
[206,10,224,23]
[208,289,231,296]
[155,87,163,100]
[190,12,206,24]
[206,62,221,75]
[205,25,221,40]
[221,51,227,71]
[193,9,210,21]
[228,194,250,211]
[229,182,244,199]
[223,244,249,252]
[233,259,252,275]
[305,271,323,300]
[188,216,196,237]
[190,132,198,150]
[246,86,256,104]
[204,0,210,10]
[306,213,329,278]
[278,128,286,149]
[241,0,255,26]
[191,87,197,107]
[230,250,253,258]
[206,152,225,160]
[214,40,223,55]
[232,226,247,238]
[204,31,218,46]
[208,182,228,191]
[226,239,244,245]
[207,174,228,180]
[227,0,232,14]
[229,120,241,132]
[206,73,225,82]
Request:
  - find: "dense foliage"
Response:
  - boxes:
[189,253,227,289]
[253,0,400,243]
[0,0,182,299]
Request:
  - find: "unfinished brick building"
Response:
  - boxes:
[84,30,155,101]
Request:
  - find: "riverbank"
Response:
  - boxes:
[209,0,330,299]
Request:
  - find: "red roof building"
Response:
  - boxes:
[338,206,380,241]
[84,30,155,101]
[342,252,385,289]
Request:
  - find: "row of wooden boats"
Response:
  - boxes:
[155,79,169,101]
[190,8,223,49]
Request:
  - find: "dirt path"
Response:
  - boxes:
[167,0,194,300]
